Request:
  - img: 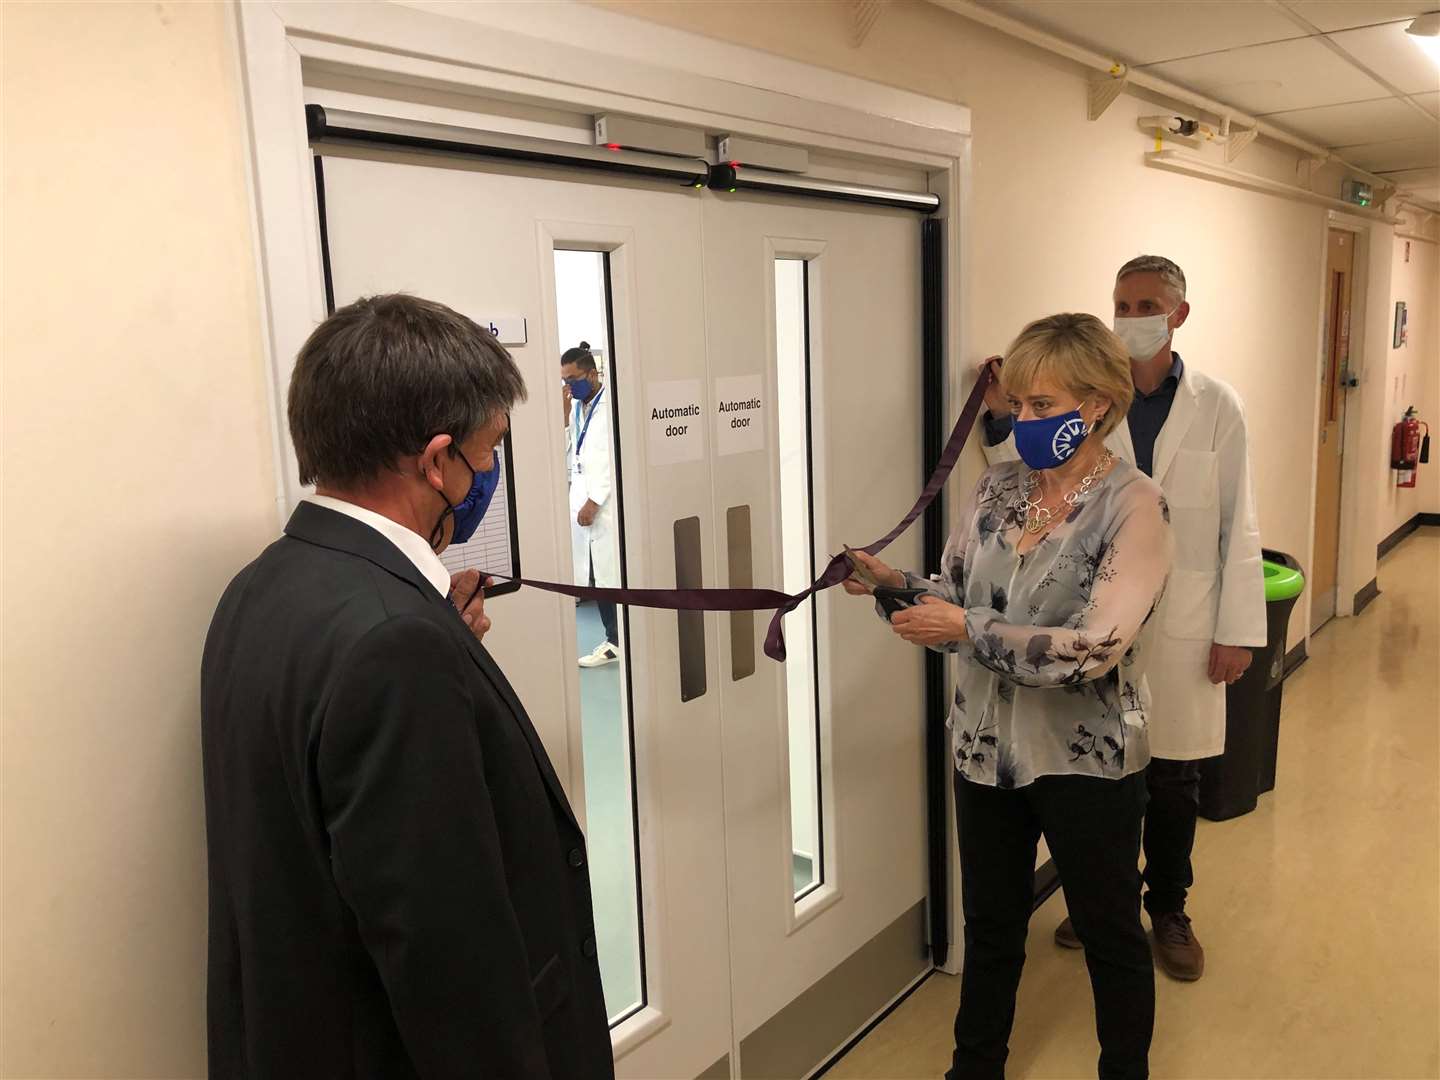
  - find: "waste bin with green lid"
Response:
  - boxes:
[1199,549,1306,822]
[1264,560,1305,601]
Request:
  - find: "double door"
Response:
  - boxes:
[320,149,931,1079]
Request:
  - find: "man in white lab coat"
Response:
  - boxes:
[979,255,1266,982]
[562,343,622,668]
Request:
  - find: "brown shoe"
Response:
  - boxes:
[1152,912,1204,981]
[1053,916,1082,950]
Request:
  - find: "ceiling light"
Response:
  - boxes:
[1408,11,1440,64]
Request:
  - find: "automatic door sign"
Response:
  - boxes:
[714,375,765,457]
[647,380,704,465]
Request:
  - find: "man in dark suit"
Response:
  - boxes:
[201,294,613,1079]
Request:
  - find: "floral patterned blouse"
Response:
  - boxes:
[894,459,1173,789]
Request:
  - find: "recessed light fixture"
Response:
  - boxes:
[1406,11,1440,65]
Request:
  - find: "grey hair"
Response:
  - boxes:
[288,294,527,488]
[1116,255,1187,303]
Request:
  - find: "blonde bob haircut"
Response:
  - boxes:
[1000,312,1134,442]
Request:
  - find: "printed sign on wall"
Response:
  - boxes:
[469,316,528,346]
[715,375,765,457]
[647,380,704,465]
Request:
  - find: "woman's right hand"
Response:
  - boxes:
[977,355,1008,418]
[841,549,904,596]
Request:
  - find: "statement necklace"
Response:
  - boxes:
[1016,451,1113,535]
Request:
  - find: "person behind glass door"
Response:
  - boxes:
[562,342,621,667]
[977,256,1266,981]
[846,314,1173,1080]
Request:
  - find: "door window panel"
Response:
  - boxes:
[775,257,824,901]
[555,249,644,1023]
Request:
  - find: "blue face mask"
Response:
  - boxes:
[1013,408,1091,471]
[566,376,595,402]
[431,447,501,549]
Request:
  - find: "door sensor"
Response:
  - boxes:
[594,115,706,158]
[717,136,809,174]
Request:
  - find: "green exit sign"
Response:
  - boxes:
[1342,180,1374,207]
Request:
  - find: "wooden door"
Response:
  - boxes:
[1311,228,1354,631]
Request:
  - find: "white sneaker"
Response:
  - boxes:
[579,643,620,668]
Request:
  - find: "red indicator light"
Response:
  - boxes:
[729,161,741,167]
[605,143,622,151]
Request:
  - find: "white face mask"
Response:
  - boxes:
[1113,310,1175,361]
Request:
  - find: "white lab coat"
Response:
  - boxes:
[568,387,620,588]
[982,363,1266,759]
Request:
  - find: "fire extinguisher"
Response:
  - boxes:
[1392,406,1431,488]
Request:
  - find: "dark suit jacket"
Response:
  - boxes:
[201,502,613,1079]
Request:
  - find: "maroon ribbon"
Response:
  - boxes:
[495,367,994,662]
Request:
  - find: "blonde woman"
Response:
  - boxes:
[847,313,1173,1080]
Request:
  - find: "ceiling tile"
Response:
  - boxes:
[974,0,1304,65]
[1328,21,1440,95]
[1337,134,1440,170]
[1414,92,1440,117]
[1283,1,1433,33]
[1145,36,1391,112]
[1263,96,1439,146]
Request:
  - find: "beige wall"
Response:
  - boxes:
[1,2,274,1076]
[2,1,1430,1074]
[591,0,1419,646]
[1381,235,1440,537]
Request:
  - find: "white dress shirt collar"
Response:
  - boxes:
[304,495,452,598]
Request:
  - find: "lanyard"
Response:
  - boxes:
[574,386,605,457]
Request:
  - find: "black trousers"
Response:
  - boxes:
[1141,757,1201,917]
[586,560,619,647]
[949,771,1154,1080]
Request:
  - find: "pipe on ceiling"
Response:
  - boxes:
[929,0,1404,198]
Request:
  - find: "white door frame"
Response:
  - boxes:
[232,4,980,1058]
[234,0,971,519]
